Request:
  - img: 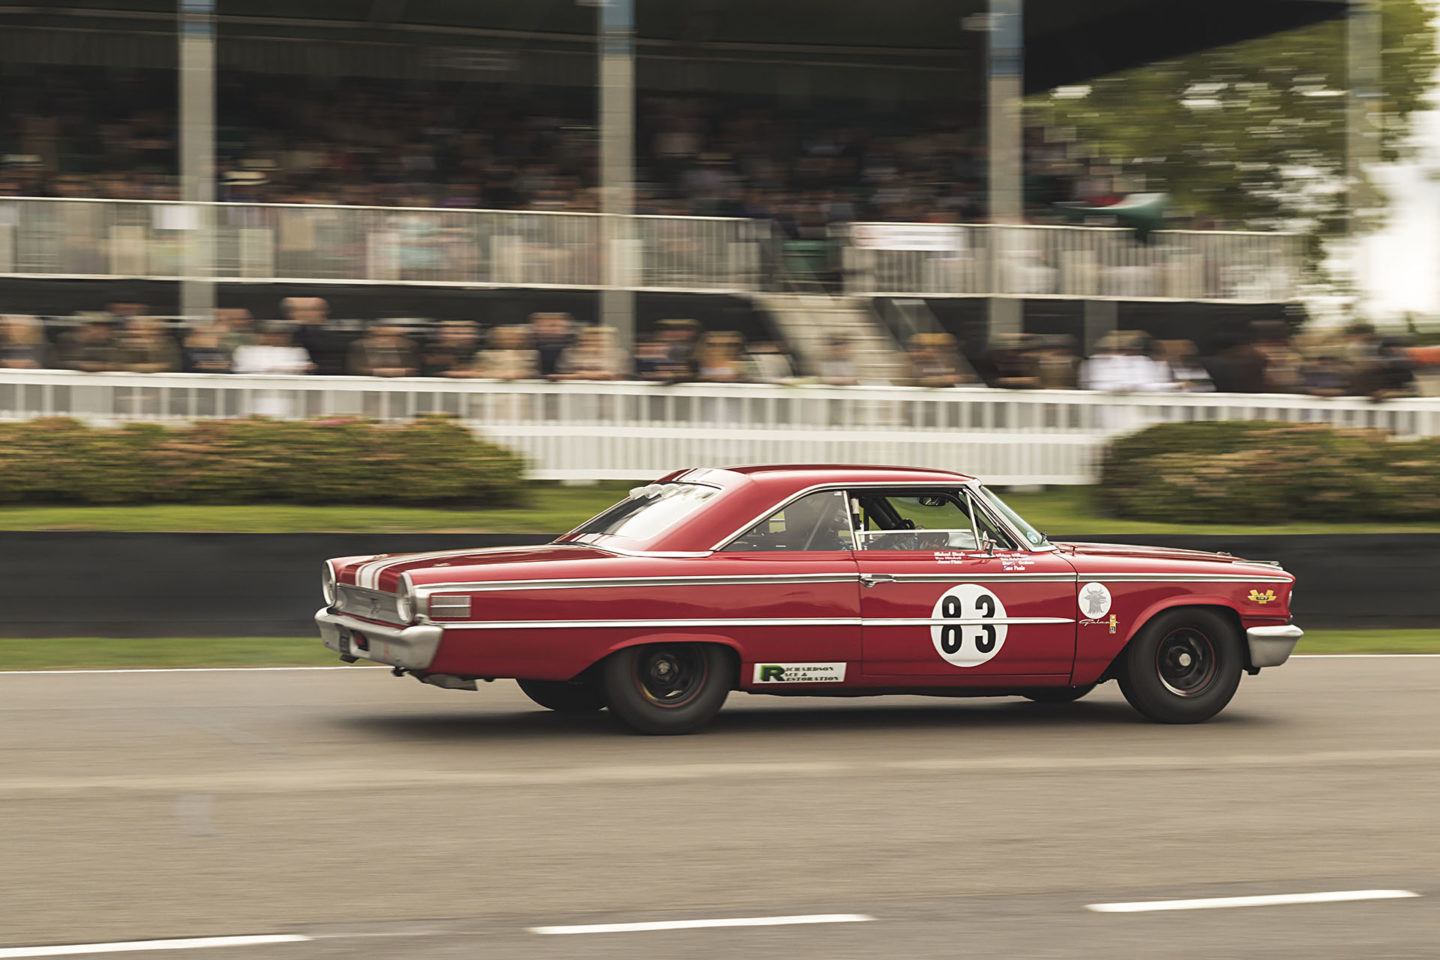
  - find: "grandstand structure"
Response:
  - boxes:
[0,0,1341,376]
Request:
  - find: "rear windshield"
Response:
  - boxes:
[567,482,720,543]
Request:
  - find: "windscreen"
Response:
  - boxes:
[975,486,1049,548]
[567,483,720,543]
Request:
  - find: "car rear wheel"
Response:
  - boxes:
[602,643,732,735]
[1022,684,1096,704]
[1117,608,1243,723]
[516,678,607,714]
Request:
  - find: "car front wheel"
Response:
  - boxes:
[516,678,607,714]
[1117,608,1243,723]
[602,643,732,735]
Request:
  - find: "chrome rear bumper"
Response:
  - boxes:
[1247,624,1302,668]
[315,607,444,670]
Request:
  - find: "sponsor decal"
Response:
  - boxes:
[753,662,847,684]
[1079,613,1120,635]
[1000,555,1034,571]
[1079,582,1113,619]
[1248,589,1277,605]
[931,584,1007,668]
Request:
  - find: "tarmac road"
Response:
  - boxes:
[1,656,1437,958]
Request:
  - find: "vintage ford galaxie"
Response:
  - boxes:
[316,465,1301,733]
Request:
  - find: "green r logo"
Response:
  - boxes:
[759,665,785,682]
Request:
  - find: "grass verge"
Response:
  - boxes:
[2,629,1434,672]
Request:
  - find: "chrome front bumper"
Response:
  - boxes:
[1247,624,1302,668]
[314,607,444,670]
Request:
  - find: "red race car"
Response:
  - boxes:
[316,465,1300,734]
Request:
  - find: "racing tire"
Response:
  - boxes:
[1117,608,1243,723]
[602,643,732,735]
[516,678,607,714]
[1022,684,1096,704]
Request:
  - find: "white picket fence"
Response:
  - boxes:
[2,371,1436,483]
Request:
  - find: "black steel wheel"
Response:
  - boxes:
[1118,608,1243,723]
[516,678,607,714]
[1022,683,1097,704]
[602,643,732,735]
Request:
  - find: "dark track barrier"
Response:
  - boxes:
[0,532,1430,637]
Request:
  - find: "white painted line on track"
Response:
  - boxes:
[529,914,874,935]
[1087,889,1420,914]
[0,666,385,675]
[0,934,311,958]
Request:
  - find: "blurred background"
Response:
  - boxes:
[2,4,1440,958]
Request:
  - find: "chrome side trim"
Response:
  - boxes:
[314,608,444,671]
[413,574,860,595]
[1088,574,1292,583]
[883,573,1077,583]
[865,617,1075,627]
[1247,624,1302,668]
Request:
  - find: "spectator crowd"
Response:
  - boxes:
[0,297,1433,398]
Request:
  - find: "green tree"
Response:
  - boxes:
[1031,0,1437,255]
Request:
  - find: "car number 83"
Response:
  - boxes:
[930,583,1009,668]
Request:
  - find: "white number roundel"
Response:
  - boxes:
[931,583,1008,668]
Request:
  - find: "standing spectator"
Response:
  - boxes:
[1253,320,1303,393]
[346,321,420,377]
[529,312,575,380]
[906,332,964,388]
[635,334,687,382]
[1083,331,1172,392]
[422,321,483,377]
[233,323,313,416]
[281,298,347,375]
[473,324,539,380]
[658,318,700,379]
[556,325,626,380]
[182,320,232,373]
[0,315,49,369]
[57,318,118,372]
[114,317,181,373]
[1204,334,1266,393]
[818,337,859,385]
[217,308,258,354]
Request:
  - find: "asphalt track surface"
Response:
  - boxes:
[2,657,1437,958]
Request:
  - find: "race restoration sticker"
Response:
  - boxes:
[752,662,848,684]
[931,583,1007,668]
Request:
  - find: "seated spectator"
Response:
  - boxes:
[57,318,118,372]
[183,320,232,374]
[695,331,747,382]
[115,317,181,373]
[658,319,700,379]
[818,337,858,385]
[233,323,313,376]
[529,312,575,380]
[745,341,795,383]
[473,325,539,380]
[422,320,483,377]
[1155,339,1213,392]
[906,332,964,388]
[346,321,420,377]
[556,325,626,380]
[1082,331,1172,392]
[1035,335,1081,390]
[0,315,49,369]
[635,335,688,382]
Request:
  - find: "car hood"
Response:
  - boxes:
[1054,541,1294,578]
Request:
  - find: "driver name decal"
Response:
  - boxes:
[931,583,1008,668]
[753,662,847,683]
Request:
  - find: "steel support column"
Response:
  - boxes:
[599,0,636,357]
[986,0,1023,339]
[179,0,216,323]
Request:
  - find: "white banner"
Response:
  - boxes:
[851,223,964,253]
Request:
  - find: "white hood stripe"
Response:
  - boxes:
[354,546,551,590]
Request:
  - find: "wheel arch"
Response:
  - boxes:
[1100,600,1246,681]
[588,632,743,686]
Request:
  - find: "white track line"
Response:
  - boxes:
[0,934,310,958]
[529,914,874,935]
[1087,889,1420,914]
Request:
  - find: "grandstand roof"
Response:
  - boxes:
[1,0,1345,92]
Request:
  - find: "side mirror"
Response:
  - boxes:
[981,534,995,556]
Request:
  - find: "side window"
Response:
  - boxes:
[852,490,1017,552]
[721,491,853,552]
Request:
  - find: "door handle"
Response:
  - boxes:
[860,574,897,588]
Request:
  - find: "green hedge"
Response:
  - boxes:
[1099,421,1440,523]
[0,417,527,505]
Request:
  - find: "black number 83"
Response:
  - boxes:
[939,593,997,654]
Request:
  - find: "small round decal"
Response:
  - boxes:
[1079,582,1113,619]
[931,584,1007,668]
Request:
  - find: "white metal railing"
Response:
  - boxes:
[842,223,1303,302]
[0,198,1301,303]
[0,198,767,293]
[2,371,1435,483]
